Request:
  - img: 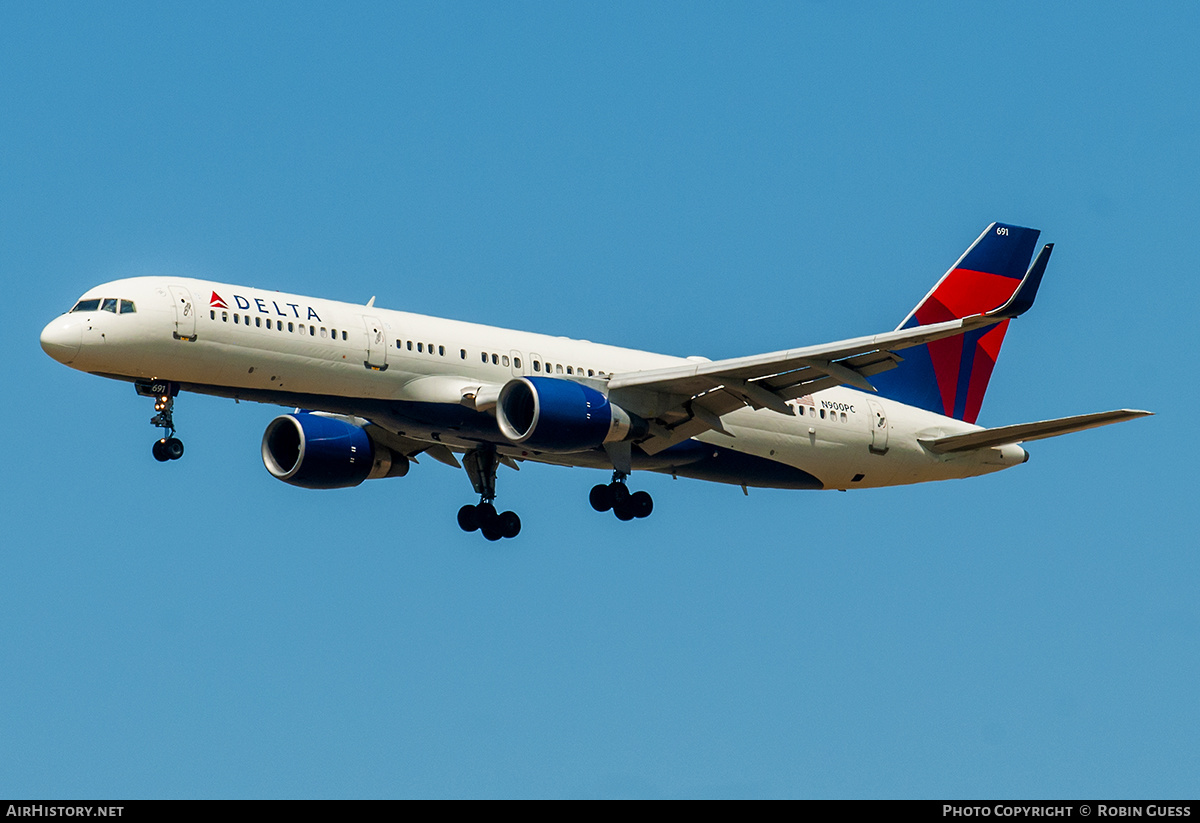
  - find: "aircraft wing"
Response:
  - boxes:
[609,248,1050,455]
[918,409,1153,454]
[609,313,998,454]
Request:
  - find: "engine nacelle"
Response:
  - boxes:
[261,412,409,489]
[496,376,646,453]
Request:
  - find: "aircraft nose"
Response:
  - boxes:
[40,316,82,364]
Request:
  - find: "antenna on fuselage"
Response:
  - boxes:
[366,296,376,307]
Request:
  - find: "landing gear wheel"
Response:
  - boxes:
[458,500,520,541]
[498,511,521,539]
[163,437,185,460]
[592,474,654,522]
[457,504,480,533]
[152,439,170,462]
[475,502,497,525]
[589,484,613,512]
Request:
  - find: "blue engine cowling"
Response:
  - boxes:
[261,412,408,489]
[496,376,646,453]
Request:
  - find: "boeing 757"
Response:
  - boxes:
[40,223,1149,539]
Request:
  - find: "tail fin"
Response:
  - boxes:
[871,223,1043,423]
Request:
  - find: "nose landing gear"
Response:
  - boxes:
[590,471,653,521]
[137,381,184,462]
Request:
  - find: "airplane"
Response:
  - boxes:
[40,222,1149,540]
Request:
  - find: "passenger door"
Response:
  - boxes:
[867,398,889,454]
[168,285,196,341]
[362,315,388,371]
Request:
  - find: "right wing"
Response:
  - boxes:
[608,245,1052,455]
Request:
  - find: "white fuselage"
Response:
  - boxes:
[40,276,1027,490]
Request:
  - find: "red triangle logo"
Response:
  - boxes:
[210,291,228,309]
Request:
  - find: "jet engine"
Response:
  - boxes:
[496,376,646,453]
[261,411,409,489]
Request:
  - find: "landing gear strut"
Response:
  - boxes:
[137,381,184,462]
[457,445,521,540]
[590,471,653,521]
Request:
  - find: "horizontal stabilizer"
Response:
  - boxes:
[919,409,1152,454]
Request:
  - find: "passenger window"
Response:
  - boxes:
[70,299,101,313]
[840,412,847,422]
[309,325,315,336]
[514,357,521,369]
[556,364,563,374]
[492,354,499,365]
[210,310,216,320]
[256,317,262,328]
[588,369,594,377]
[533,361,541,372]
[566,366,573,375]
[120,300,136,314]
[299,324,305,334]
[460,349,467,360]
[222,312,228,322]
[288,322,294,332]
[502,355,510,367]
[342,331,347,341]
[481,352,487,363]
[439,345,445,356]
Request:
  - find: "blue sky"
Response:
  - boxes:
[2,2,1194,798]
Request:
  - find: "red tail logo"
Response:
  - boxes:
[210,291,228,309]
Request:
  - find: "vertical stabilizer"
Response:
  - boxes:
[871,223,1041,423]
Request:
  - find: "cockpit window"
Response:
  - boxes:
[101,298,118,313]
[119,300,136,314]
[70,299,101,313]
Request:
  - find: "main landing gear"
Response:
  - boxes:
[137,381,184,462]
[590,472,653,521]
[457,445,521,541]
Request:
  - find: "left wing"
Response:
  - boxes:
[609,248,1049,455]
